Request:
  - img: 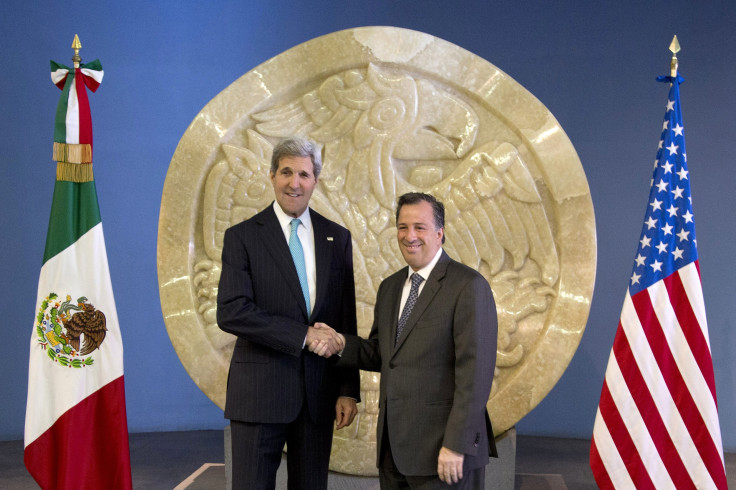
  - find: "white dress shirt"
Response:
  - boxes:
[398,247,443,320]
[273,201,316,314]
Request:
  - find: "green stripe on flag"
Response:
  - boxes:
[53,72,73,144]
[43,181,101,263]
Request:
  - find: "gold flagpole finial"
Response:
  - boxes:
[71,34,82,68]
[669,35,680,77]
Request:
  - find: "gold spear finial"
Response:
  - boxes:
[669,35,680,77]
[71,34,82,68]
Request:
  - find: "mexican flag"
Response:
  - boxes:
[24,52,132,489]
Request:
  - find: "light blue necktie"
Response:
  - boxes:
[289,218,311,316]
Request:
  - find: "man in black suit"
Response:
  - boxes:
[217,137,360,489]
[311,192,498,489]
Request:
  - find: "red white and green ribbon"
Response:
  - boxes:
[50,59,103,181]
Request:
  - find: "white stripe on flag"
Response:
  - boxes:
[604,340,675,489]
[65,74,80,144]
[592,409,636,489]
[25,223,123,445]
[648,279,721,449]
[678,263,710,349]
[620,288,717,488]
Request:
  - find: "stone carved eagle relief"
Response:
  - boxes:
[159,27,595,475]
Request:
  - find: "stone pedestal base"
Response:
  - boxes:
[225,425,517,489]
[486,427,516,489]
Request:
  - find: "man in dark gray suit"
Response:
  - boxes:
[217,137,360,489]
[311,192,498,489]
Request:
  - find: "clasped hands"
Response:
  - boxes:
[306,322,345,358]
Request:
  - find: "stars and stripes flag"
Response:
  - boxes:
[24,43,132,489]
[589,72,727,488]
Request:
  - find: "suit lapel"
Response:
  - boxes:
[311,210,333,321]
[257,205,308,318]
[392,251,450,355]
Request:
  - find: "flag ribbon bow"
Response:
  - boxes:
[50,59,104,182]
[656,74,684,85]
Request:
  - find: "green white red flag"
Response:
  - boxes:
[24,51,132,489]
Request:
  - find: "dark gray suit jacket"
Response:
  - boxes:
[340,250,497,476]
[217,204,360,425]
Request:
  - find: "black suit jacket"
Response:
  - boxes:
[217,204,360,425]
[339,251,497,475]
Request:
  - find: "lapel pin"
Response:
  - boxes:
[327,237,334,241]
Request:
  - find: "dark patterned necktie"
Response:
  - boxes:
[396,272,424,341]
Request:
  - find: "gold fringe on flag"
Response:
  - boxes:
[53,142,92,164]
[56,161,94,182]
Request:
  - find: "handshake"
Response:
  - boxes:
[306,322,346,358]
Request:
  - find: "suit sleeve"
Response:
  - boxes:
[338,280,384,373]
[442,274,497,455]
[216,226,308,356]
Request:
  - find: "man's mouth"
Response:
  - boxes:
[403,242,421,252]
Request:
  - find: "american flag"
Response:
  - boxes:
[590,74,727,488]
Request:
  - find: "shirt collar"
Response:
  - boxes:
[408,247,443,282]
[273,201,312,233]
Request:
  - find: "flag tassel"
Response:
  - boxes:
[56,161,94,182]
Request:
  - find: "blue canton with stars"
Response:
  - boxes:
[629,75,697,296]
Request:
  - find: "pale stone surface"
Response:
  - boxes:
[158,26,596,476]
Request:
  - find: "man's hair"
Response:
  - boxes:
[396,192,446,243]
[270,137,322,178]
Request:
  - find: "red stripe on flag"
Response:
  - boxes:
[664,274,727,489]
[664,268,717,401]
[74,67,94,150]
[612,318,694,488]
[597,378,656,489]
[590,439,615,490]
[632,289,726,489]
[24,376,132,490]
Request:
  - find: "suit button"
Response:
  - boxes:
[389,362,396,369]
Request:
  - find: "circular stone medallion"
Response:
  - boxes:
[158,26,596,475]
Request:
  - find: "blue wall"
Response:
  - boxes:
[3,1,735,450]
